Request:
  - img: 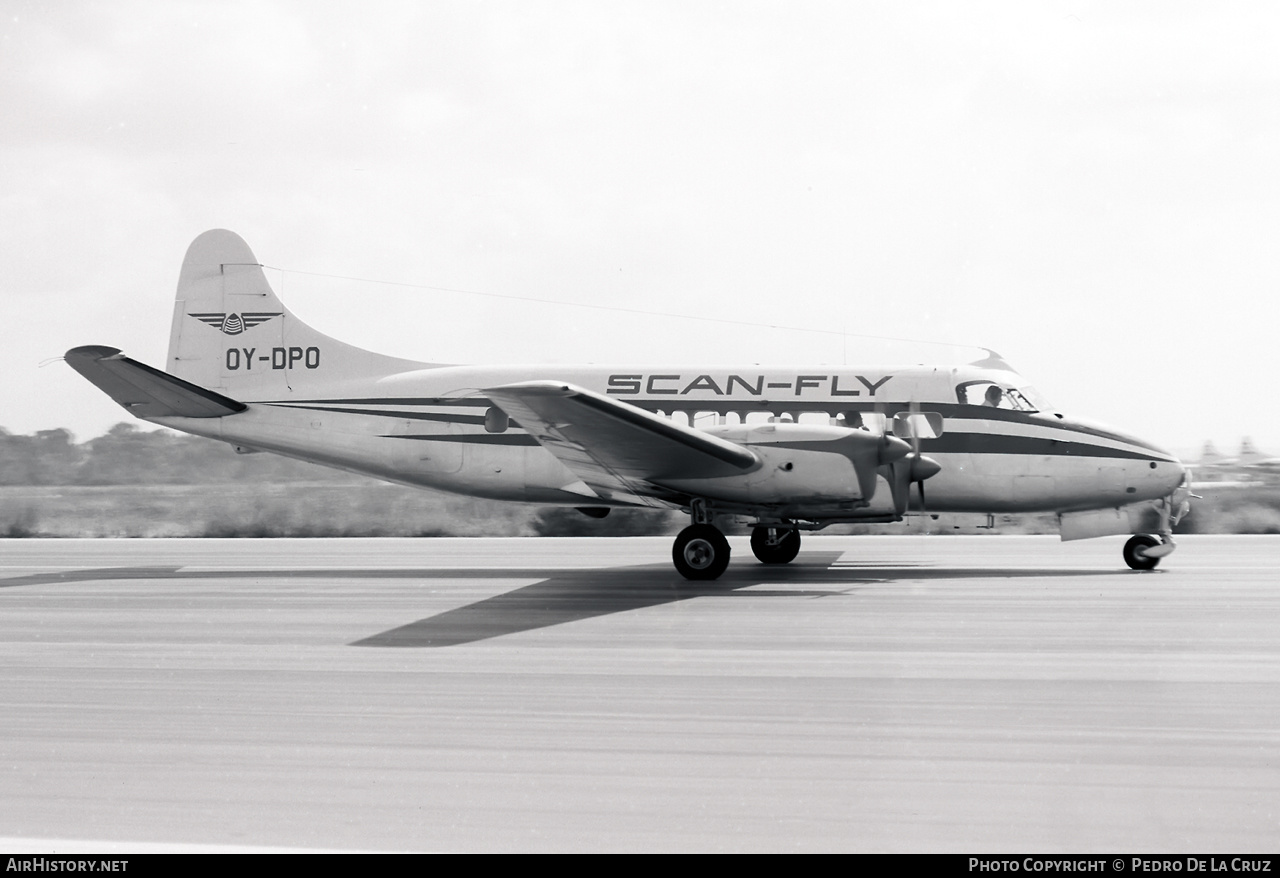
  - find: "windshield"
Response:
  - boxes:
[956,380,1044,413]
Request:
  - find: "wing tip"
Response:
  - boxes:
[65,345,124,361]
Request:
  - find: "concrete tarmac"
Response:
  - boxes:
[0,534,1276,852]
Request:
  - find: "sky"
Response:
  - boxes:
[3,1,1279,458]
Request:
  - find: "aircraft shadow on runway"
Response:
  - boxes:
[0,555,1128,648]
[351,552,1125,648]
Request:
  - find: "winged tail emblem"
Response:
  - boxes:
[189,312,283,335]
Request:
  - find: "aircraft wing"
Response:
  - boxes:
[485,381,759,506]
[65,345,247,419]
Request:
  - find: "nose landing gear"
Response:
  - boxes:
[1123,534,1163,570]
[1124,484,1193,570]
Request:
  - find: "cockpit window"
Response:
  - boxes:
[956,380,1040,413]
[1016,385,1053,411]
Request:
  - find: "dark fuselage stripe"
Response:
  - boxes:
[256,396,1156,452]
[582,398,1170,455]
[923,433,1162,461]
[265,403,488,426]
[385,433,539,446]
[378,429,1159,462]
[261,401,1166,461]
[260,397,491,407]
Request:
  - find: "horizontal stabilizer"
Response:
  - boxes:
[65,345,247,419]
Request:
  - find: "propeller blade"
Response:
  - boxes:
[909,400,921,442]
[890,458,911,516]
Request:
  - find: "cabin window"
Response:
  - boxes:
[669,411,690,427]
[798,412,829,425]
[891,411,945,439]
[835,411,884,432]
[744,411,773,425]
[692,411,720,428]
[484,407,509,434]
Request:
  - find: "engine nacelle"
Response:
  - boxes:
[658,422,901,507]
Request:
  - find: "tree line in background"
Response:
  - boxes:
[2,424,1278,535]
[0,423,353,485]
[0,424,684,538]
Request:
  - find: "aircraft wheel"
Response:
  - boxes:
[673,525,731,580]
[1123,534,1161,571]
[750,527,801,564]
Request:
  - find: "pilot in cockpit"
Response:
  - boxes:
[983,385,1004,407]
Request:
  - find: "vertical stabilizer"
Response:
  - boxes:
[167,229,431,398]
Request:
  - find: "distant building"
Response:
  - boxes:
[1189,438,1280,485]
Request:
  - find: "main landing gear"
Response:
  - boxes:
[672,525,731,580]
[671,525,804,579]
[750,526,801,565]
[672,501,804,580]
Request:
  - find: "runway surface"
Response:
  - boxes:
[0,534,1276,852]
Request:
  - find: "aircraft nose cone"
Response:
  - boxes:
[1141,455,1186,500]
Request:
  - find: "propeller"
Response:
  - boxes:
[839,406,940,516]
[840,413,909,508]
[886,402,942,518]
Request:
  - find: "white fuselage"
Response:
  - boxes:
[156,361,1185,520]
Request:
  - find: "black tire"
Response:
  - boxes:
[750,527,801,565]
[1123,534,1161,570]
[672,525,731,580]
